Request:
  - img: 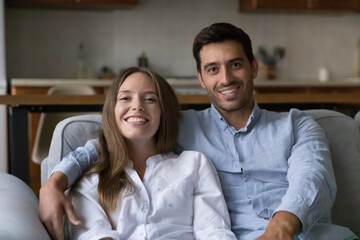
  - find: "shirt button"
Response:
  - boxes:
[142,201,149,213]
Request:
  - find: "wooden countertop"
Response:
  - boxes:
[0,94,210,106]
[11,78,203,88]
[2,92,360,106]
[5,77,360,106]
[11,77,360,88]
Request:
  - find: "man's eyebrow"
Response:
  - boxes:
[203,62,218,71]
[203,57,246,70]
[228,57,245,63]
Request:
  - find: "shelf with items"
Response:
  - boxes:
[239,0,360,12]
[309,0,360,11]
[239,0,308,12]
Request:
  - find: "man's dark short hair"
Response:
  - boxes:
[193,22,254,73]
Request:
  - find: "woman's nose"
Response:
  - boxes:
[131,98,144,111]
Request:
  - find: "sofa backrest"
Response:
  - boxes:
[354,111,360,129]
[42,110,360,235]
[41,114,102,184]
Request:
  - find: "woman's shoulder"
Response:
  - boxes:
[172,150,214,168]
[177,150,207,158]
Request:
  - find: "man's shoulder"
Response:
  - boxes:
[181,108,211,118]
[180,108,212,126]
[258,108,318,132]
[260,108,311,121]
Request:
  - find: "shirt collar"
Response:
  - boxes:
[210,104,228,130]
[245,101,261,132]
[126,152,173,169]
[210,101,261,133]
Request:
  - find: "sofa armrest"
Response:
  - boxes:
[0,173,50,240]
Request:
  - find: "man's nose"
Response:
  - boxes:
[219,67,233,85]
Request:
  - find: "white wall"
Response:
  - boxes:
[5,0,360,80]
[0,0,8,173]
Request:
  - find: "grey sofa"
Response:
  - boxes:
[1,109,360,239]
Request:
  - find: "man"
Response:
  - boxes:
[40,23,357,240]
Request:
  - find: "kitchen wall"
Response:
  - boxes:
[5,0,360,81]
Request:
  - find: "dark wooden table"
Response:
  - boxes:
[1,92,360,184]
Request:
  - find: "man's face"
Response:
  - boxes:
[197,40,257,116]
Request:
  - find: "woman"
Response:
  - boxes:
[67,67,236,239]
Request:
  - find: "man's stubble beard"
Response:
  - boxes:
[209,80,254,114]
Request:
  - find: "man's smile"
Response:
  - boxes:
[219,87,239,95]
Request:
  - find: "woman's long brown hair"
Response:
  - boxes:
[87,67,180,216]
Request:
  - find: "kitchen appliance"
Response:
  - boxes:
[0,0,8,172]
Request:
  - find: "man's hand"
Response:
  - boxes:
[255,211,301,240]
[39,172,81,240]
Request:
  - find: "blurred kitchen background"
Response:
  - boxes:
[2,0,360,197]
[5,0,360,81]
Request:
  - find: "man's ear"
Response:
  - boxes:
[197,71,206,88]
[251,58,259,80]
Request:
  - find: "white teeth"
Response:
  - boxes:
[127,117,147,123]
[221,88,236,95]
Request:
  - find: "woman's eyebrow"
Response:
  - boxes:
[117,90,157,95]
[143,91,158,95]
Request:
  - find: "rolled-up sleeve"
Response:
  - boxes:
[273,110,336,233]
[52,139,99,188]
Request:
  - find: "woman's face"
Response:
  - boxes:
[114,72,161,144]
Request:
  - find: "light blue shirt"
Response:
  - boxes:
[54,102,357,240]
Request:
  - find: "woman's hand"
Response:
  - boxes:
[39,172,81,240]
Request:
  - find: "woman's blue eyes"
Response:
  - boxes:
[118,97,131,102]
[145,98,156,102]
[118,97,157,102]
